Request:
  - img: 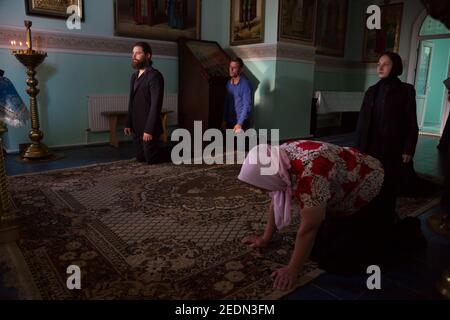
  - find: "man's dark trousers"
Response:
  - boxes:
[133,133,160,164]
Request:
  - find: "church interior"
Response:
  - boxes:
[1,0,450,301]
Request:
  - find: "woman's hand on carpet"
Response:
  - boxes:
[271,266,299,291]
[242,235,269,248]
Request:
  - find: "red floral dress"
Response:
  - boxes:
[280,140,384,216]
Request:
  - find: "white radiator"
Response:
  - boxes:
[87,93,178,132]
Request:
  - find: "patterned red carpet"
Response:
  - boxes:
[397,173,443,219]
[1,160,441,299]
[3,160,321,299]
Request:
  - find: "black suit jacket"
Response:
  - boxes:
[126,67,165,136]
[355,78,419,157]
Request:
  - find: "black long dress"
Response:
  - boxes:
[355,77,419,218]
[437,113,450,152]
[310,77,425,275]
[442,145,450,213]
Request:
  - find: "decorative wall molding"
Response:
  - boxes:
[315,55,377,74]
[230,42,377,73]
[229,43,277,60]
[276,42,316,63]
[230,42,316,64]
[0,25,377,74]
[0,25,178,58]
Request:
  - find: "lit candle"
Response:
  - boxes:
[26,41,30,49]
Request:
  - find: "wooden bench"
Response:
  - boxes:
[101,110,173,147]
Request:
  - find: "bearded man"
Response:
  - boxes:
[124,42,165,164]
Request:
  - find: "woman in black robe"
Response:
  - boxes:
[355,52,419,222]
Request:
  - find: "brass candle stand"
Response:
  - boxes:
[12,21,52,160]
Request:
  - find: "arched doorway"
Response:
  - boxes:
[408,11,450,135]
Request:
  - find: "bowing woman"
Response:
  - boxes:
[239,141,389,290]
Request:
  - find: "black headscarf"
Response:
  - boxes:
[380,51,403,79]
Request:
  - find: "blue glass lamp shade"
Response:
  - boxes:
[0,75,29,127]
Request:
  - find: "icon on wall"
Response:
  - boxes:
[114,0,201,42]
[230,0,265,46]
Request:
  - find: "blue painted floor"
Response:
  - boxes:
[3,134,450,300]
[4,143,136,176]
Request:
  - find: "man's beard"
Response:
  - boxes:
[132,58,148,70]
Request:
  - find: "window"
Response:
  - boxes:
[419,16,450,37]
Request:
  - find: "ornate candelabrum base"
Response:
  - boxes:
[22,140,51,159]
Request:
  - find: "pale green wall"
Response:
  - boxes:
[263,0,279,44]
[202,0,229,47]
[314,0,427,92]
[2,0,439,149]
[202,0,279,47]
[0,0,114,36]
[314,0,374,92]
[274,60,314,139]
[314,72,369,92]
[0,0,179,151]
[1,49,178,151]
[364,0,425,87]
[397,0,424,63]
[344,0,368,61]
[244,60,277,130]
[203,0,311,139]
[423,38,450,133]
[1,0,288,150]
[244,59,314,140]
